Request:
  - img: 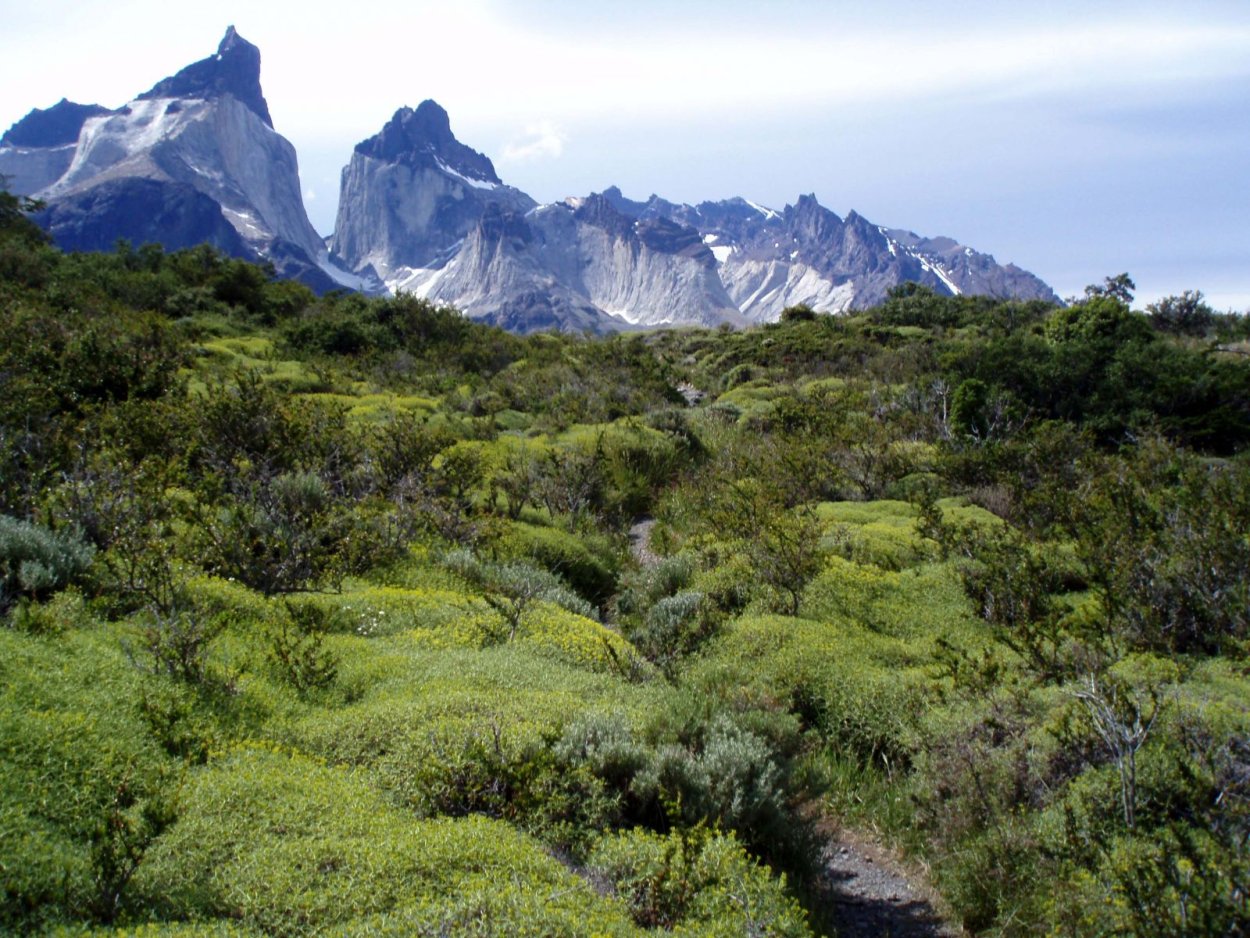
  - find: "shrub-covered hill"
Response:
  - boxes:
[2,203,1249,936]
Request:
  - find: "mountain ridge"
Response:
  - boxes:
[1,27,1061,328]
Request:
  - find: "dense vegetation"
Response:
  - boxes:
[2,190,1248,936]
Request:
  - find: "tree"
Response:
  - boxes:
[1084,272,1136,305]
[1071,439,1250,654]
[479,562,551,643]
[0,184,48,244]
[1147,289,1215,336]
[707,479,825,616]
[1072,674,1162,831]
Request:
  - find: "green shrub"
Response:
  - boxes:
[0,515,94,613]
[689,614,932,771]
[615,553,693,612]
[497,521,620,607]
[193,471,356,595]
[133,747,636,936]
[931,819,1049,934]
[0,629,176,929]
[443,549,597,628]
[266,602,339,696]
[555,707,811,872]
[625,590,713,674]
[284,643,660,827]
[555,711,651,796]
[588,826,813,936]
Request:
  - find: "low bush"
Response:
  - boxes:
[588,826,813,936]
[0,515,94,613]
[496,521,620,607]
[689,614,933,772]
[0,628,177,929]
[133,746,636,935]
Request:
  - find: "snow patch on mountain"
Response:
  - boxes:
[316,251,372,291]
[746,199,780,220]
[434,157,499,191]
[910,252,963,295]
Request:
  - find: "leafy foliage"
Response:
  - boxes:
[1,225,1248,936]
[0,515,94,613]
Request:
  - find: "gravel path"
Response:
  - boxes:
[626,517,958,937]
[627,517,662,570]
[819,827,957,937]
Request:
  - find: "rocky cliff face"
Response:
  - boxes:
[330,101,535,284]
[331,105,1059,331]
[33,177,250,256]
[606,189,1060,322]
[0,27,347,291]
[373,192,744,332]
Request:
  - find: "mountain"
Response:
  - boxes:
[331,108,1059,331]
[330,100,536,288]
[361,189,744,332]
[1,27,1060,328]
[599,187,1060,320]
[0,27,350,291]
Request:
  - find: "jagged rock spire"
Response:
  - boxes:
[354,100,501,184]
[138,26,273,128]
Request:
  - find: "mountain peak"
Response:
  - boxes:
[411,99,453,140]
[573,192,635,237]
[353,100,501,185]
[137,26,272,128]
[2,98,115,148]
[218,25,247,54]
[598,185,652,219]
[793,193,823,213]
[785,193,843,242]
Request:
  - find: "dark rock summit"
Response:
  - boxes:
[330,100,534,279]
[355,101,501,184]
[139,25,273,128]
[785,193,843,246]
[1,99,116,148]
[572,193,637,240]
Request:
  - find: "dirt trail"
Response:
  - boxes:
[627,517,661,569]
[818,826,957,937]
[627,517,959,937]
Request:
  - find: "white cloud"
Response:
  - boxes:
[500,121,566,163]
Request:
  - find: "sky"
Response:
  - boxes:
[1,0,1247,309]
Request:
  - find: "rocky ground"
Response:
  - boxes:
[819,827,957,937]
[627,518,662,570]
